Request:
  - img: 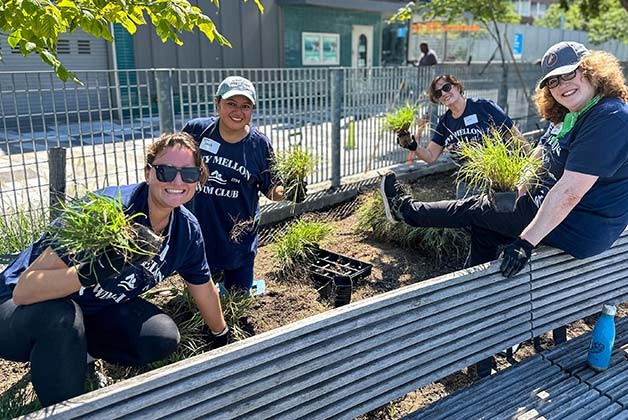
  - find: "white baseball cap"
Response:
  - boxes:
[215,76,256,105]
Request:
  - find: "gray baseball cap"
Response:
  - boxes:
[216,76,256,104]
[539,41,589,88]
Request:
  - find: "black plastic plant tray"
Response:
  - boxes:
[307,247,372,286]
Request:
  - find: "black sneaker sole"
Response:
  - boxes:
[380,176,398,224]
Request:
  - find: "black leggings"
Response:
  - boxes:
[399,193,553,265]
[0,296,180,407]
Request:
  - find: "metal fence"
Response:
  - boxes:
[0,62,596,223]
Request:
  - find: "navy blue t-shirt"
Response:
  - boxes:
[182,117,276,271]
[0,183,211,314]
[539,97,628,258]
[432,98,514,162]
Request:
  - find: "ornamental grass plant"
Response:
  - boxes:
[355,191,469,262]
[455,129,542,196]
[271,218,334,270]
[0,210,48,255]
[46,192,159,268]
[382,102,421,134]
[271,146,315,204]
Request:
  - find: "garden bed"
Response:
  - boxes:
[2,170,627,418]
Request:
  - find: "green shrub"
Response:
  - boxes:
[0,375,40,419]
[147,286,255,368]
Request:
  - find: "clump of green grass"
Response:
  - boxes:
[271,219,334,269]
[382,102,420,134]
[147,286,255,368]
[47,192,157,267]
[355,192,468,262]
[0,210,48,255]
[0,374,40,418]
[456,129,542,195]
[272,146,315,204]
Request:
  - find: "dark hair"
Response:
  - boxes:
[428,74,464,104]
[534,50,628,123]
[145,132,209,184]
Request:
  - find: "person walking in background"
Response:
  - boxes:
[0,132,229,407]
[380,41,628,375]
[183,76,299,294]
[397,74,526,198]
[418,42,438,66]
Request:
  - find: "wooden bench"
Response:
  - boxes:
[25,229,628,419]
[407,317,628,419]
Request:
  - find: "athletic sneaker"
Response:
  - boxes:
[379,171,408,223]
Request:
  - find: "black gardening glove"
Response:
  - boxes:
[500,238,534,278]
[209,325,232,349]
[76,223,162,288]
[284,180,307,203]
[396,130,418,151]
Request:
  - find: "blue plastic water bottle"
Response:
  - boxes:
[587,304,616,372]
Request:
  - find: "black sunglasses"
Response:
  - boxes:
[545,69,578,89]
[433,83,453,99]
[148,163,201,183]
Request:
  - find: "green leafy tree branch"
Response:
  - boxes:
[536,0,628,44]
[0,0,264,83]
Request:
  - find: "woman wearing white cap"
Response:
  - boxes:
[182,76,291,293]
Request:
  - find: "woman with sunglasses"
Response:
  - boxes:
[398,74,524,198]
[381,41,628,376]
[183,76,291,294]
[0,132,229,407]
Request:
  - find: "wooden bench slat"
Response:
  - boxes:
[408,318,628,419]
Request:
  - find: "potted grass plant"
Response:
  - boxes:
[455,130,542,212]
[47,192,162,273]
[272,146,315,205]
[382,102,420,147]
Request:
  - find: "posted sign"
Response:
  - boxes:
[512,33,523,59]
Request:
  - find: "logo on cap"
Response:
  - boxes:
[545,53,558,67]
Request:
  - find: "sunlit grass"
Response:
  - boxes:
[355,191,468,262]
[272,146,315,205]
[382,102,420,134]
[455,129,542,195]
[271,218,334,270]
[46,192,158,268]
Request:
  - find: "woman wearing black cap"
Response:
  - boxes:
[381,40,628,279]
[380,40,628,377]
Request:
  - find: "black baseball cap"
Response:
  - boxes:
[539,41,589,88]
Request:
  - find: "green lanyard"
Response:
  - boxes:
[554,94,602,140]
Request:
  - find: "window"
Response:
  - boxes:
[302,32,340,66]
[57,39,71,54]
[78,40,91,54]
